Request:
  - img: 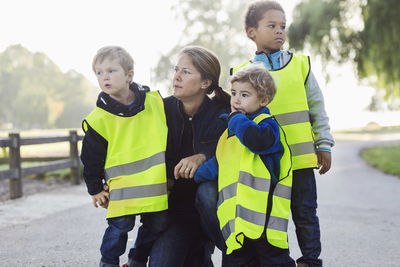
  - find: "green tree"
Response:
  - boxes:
[288,0,400,109]
[0,44,96,129]
[152,0,252,94]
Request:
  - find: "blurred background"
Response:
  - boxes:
[1,0,399,132]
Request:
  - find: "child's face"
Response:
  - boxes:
[247,9,286,53]
[94,57,133,102]
[230,81,268,115]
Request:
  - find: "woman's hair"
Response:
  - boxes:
[92,46,134,74]
[245,1,285,33]
[179,45,230,105]
[231,63,276,102]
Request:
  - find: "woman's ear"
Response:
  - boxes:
[201,79,212,90]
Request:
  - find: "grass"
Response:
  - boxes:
[336,125,400,134]
[361,144,400,178]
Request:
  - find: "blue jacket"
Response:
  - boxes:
[194,106,284,184]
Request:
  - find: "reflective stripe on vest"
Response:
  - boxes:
[216,113,293,254]
[84,91,168,218]
[231,54,317,170]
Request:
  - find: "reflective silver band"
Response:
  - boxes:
[238,171,270,192]
[217,172,270,208]
[105,151,165,181]
[109,182,167,201]
[217,183,237,207]
[290,142,315,157]
[221,219,235,240]
[267,216,289,232]
[274,110,310,126]
[273,183,291,200]
[236,204,266,227]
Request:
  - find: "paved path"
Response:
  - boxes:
[1,133,399,266]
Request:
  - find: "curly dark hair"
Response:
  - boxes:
[245,1,285,32]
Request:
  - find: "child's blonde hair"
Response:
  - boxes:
[231,63,276,102]
[92,46,134,74]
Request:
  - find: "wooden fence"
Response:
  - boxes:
[0,130,83,199]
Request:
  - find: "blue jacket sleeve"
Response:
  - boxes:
[227,113,281,155]
[194,156,218,183]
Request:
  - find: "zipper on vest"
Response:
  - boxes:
[262,182,276,239]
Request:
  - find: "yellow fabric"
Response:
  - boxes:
[232,54,318,170]
[216,113,292,254]
[84,91,168,218]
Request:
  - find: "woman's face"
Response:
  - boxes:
[173,53,207,103]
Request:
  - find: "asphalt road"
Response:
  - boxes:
[1,133,399,266]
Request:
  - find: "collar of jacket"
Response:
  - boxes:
[176,95,213,119]
[96,82,148,117]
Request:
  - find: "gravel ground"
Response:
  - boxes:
[0,176,74,202]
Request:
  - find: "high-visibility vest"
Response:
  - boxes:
[231,53,318,170]
[83,91,168,218]
[216,113,292,255]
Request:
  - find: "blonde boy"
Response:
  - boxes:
[81,46,168,267]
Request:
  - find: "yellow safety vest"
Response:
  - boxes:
[231,54,318,170]
[83,91,168,218]
[216,113,292,255]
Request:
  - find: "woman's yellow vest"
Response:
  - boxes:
[231,54,318,170]
[83,91,168,218]
[216,113,292,255]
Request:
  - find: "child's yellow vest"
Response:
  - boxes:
[231,53,318,170]
[216,113,292,255]
[83,91,168,218]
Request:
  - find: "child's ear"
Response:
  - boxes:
[127,69,134,83]
[247,27,256,40]
[260,96,270,107]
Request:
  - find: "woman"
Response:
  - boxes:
[148,45,230,266]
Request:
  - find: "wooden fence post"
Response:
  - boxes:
[9,133,22,199]
[69,130,81,185]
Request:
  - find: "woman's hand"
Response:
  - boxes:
[174,153,207,179]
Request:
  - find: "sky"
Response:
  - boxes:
[1,0,399,130]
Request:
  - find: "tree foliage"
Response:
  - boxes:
[0,45,96,129]
[152,0,252,94]
[288,0,400,109]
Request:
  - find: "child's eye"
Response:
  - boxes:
[281,25,286,30]
[268,24,275,29]
[242,93,248,97]
[231,92,236,96]
[184,70,190,75]
[96,71,102,75]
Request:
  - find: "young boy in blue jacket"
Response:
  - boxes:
[193,63,295,266]
[230,1,335,266]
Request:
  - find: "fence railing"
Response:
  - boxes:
[0,130,83,199]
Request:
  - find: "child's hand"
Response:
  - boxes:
[317,151,331,174]
[174,153,206,180]
[91,190,109,209]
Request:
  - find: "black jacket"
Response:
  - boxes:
[164,95,229,209]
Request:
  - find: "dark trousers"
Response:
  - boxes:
[291,168,323,267]
[100,211,167,266]
[229,237,295,267]
[147,208,213,267]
